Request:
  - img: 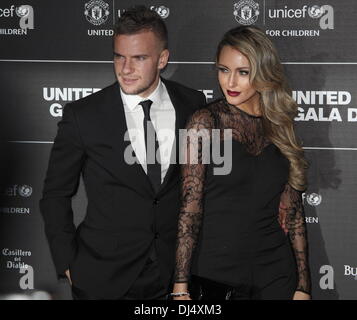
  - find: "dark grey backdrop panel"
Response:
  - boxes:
[304,149,357,299]
[0,61,116,141]
[1,0,357,62]
[0,0,356,300]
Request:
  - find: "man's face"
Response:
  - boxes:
[113,30,169,97]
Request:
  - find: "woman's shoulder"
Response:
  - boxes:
[201,98,226,113]
[187,98,225,129]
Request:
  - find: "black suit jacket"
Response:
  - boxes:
[39,78,206,299]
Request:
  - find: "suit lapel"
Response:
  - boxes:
[156,79,192,196]
[104,82,156,196]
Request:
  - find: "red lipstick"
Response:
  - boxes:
[227,90,240,97]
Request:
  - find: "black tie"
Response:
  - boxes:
[139,100,161,193]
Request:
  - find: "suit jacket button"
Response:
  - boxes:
[154,232,159,239]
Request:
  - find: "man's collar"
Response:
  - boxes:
[120,78,164,111]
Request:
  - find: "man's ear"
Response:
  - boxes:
[158,49,170,70]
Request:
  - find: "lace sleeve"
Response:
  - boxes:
[279,183,311,295]
[174,108,214,283]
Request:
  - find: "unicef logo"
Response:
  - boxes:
[306,193,322,206]
[18,185,32,198]
[14,5,34,30]
[308,5,324,19]
[84,0,110,26]
[233,0,260,25]
[15,6,30,17]
[151,6,170,19]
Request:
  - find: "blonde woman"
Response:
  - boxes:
[171,26,311,300]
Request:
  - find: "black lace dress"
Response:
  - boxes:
[174,99,311,298]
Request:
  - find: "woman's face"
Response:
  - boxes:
[217,45,259,109]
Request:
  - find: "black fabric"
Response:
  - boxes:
[40,78,206,299]
[139,99,161,193]
[72,247,167,300]
[174,98,311,296]
[189,267,296,300]
[122,255,168,300]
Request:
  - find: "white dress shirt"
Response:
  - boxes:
[120,79,176,183]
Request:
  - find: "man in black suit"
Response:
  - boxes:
[39,6,206,300]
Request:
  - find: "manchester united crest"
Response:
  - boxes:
[84,0,110,26]
[233,0,260,25]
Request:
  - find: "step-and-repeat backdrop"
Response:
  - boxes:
[0,0,356,300]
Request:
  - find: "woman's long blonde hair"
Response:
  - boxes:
[216,26,308,191]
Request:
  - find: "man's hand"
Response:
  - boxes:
[65,269,72,286]
[293,291,311,300]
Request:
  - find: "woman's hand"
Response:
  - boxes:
[172,282,191,300]
[292,291,311,300]
[173,295,192,300]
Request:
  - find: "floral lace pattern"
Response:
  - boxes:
[174,99,311,295]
